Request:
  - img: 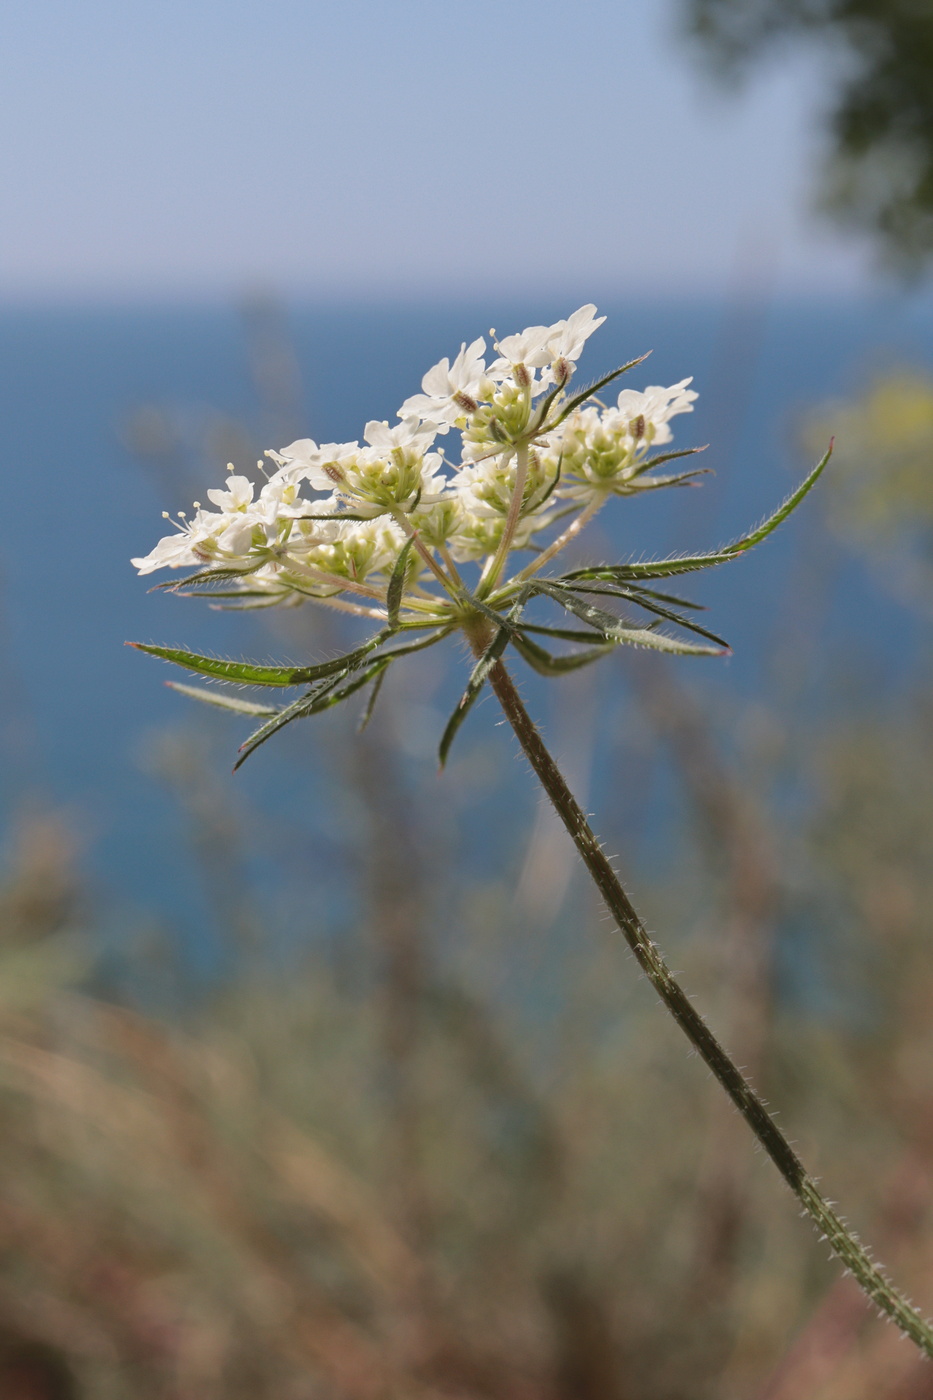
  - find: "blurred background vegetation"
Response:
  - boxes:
[685,0,933,271]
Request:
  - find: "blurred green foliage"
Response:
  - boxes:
[805,368,933,604]
[684,0,933,269]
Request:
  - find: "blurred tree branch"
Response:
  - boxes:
[683,0,933,271]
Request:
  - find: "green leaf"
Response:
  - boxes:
[312,662,394,717]
[619,594,728,648]
[354,630,459,737]
[166,682,279,717]
[554,579,705,612]
[377,627,454,661]
[233,680,346,769]
[386,538,415,628]
[626,444,709,479]
[302,512,378,522]
[538,583,727,657]
[518,621,621,643]
[185,588,287,600]
[234,662,389,769]
[438,625,511,768]
[562,444,832,582]
[457,590,530,640]
[628,584,705,610]
[358,666,388,732]
[550,353,652,426]
[127,631,394,687]
[525,446,564,513]
[231,626,451,767]
[555,582,730,648]
[151,562,267,592]
[512,631,613,676]
[622,467,712,492]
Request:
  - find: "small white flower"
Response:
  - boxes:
[270,422,445,512]
[362,416,438,457]
[488,305,606,386]
[460,381,535,460]
[133,308,705,624]
[131,526,205,576]
[491,324,554,371]
[268,438,362,492]
[399,337,488,429]
[205,474,256,513]
[132,503,252,575]
[455,447,556,520]
[545,304,606,364]
[132,468,330,576]
[614,378,698,445]
[411,492,464,549]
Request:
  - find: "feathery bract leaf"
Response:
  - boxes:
[439,626,510,768]
[386,538,415,627]
[563,445,833,583]
[166,682,279,716]
[513,632,613,676]
[128,633,394,687]
[551,354,652,426]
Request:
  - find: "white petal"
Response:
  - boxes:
[421,359,452,397]
[363,420,393,449]
[278,437,318,461]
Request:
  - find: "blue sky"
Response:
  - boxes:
[1,0,871,300]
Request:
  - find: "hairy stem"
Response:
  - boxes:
[389,508,458,599]
[480,444,528,595]
[278,558,385,600]
[282,589,388,621]
[438,544,463,589]
[513,493,604,583]
[485,653,933,1358]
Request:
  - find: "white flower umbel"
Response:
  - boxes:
[131,310,712,614]
[543,377,701,506]
[132,304,825,667]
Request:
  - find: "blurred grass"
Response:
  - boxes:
[4,660,933,1398]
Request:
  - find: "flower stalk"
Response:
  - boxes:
[479,443,529,595]
[482,647,933,1357]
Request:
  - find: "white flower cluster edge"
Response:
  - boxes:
[132,306,698,618]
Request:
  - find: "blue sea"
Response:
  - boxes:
[2,296,932,971]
